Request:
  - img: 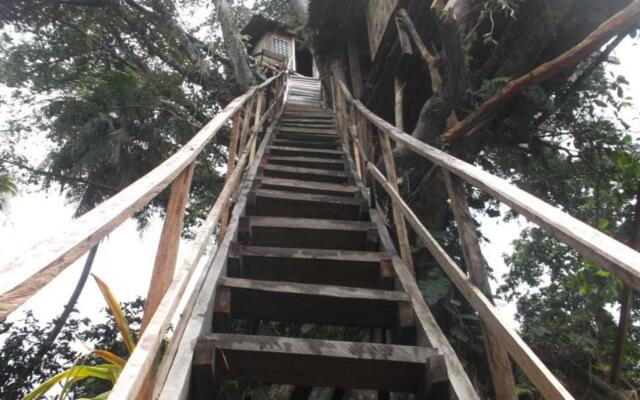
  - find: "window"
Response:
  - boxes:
[271,36,288,57]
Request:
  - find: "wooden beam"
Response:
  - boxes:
[141,163,195,332]
[193,333,448,395]
[347,36,364,99]
[250,90,265,163]
[337,79,640,292]
[369,162,574,400]
[394,77,405,131]
[441,0,640,141]
[443,171,517,400]
[379,130,415,273]
[218,111,242,242]
[0,73,282,320]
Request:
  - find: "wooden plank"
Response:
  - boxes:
[379,131,414,273]
[250,91,265,163]
[443,171,517,400]
[216,276,408,327]
[279,126,339,135]
[141,163,195,332]
[0,72,282,319]
[266,156,346,171]
[228,244,392,289]
[258,177,358,196]
[347,36,364,98]
[268,145,343,159]
[193,333,448,395]
[368,163,574,400]
[218,111,242,241]
[262,164,348,179]
[272,139,340,150]
[366,0,399,61]
[250,189,364,220]
[339,80,640,292]
[240,216,378,251]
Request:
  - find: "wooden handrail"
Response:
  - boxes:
[0,73,284,319]
[334,79,640,292]
[368,163,573,399]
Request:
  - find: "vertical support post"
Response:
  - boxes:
[379,130,415,273]
[250,91,265,164]
[240,96,256,150]
[609,186,639,384]
[141,163,195,332]
[347,36,364,99]
[443,171,517,400]
[394,77,405,132]
[218,111,242,242]
[348,105,363,180]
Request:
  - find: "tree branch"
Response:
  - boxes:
[442,0,640,142]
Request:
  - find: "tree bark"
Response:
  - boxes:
[214,0,255,92]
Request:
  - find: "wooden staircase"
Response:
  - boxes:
[190,75,450,399]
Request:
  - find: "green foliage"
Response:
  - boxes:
[0,0,231,227]
[0,173,17,212]
[20,275,139,399]
[0,299,144,399]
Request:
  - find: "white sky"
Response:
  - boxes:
[0,31,638,330]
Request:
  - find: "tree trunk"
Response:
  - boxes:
[214,0,255,92]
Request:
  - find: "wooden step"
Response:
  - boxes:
[279,126,339,135]
[280,118,335,124]
[276,132,339,142]
[260,164,351,184]
[272,139,340,150]
[227,244,394,289]
[280,123,336,130]
[213,277,412,329]
[247,189,366,220]
[258,177,359,197]
[192,334,449,398]
[268,145,343,159]
[266,156,346,171]
[238,216,378,251]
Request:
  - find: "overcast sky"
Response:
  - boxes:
[0,33,638,329]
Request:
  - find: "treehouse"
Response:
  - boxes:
[242,15,316,77]
[2,1,640,399]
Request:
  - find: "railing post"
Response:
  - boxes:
[218,111,242,242]
[240,95,256,149]
[141,162,195,332]
[443,170,517,400]
[378,129,415,273]
[250,90,265,164]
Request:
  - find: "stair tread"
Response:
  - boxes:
[236,244,386,261]
[193,334,447,395]
[262,164,348,177]
[244,216,375,231]
[279,126,339,134]
[260,177,358,192]
[219,276,409,302]
[269,145,343,155]
[254,189,359,205]
[267,156,345,165]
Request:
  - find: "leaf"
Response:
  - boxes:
[22,364,120,400]
[93,349,127,368]
[92,274,136,354]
